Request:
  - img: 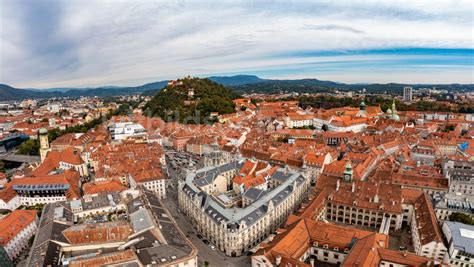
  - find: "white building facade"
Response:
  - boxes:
[178,162,309,257]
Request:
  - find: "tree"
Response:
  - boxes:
[443,124,455,132]
[0,160,5,173]
[449,212,474,225]
[114,104,131,116]
[59,109,70,116]
[17,139,40,155]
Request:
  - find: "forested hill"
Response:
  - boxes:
[229,80,474,95]
[143,77,240,124]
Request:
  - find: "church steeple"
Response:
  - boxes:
[356,100,367,117]
[391,99,400,121]
[344,161,353,182]
[39,128,50,162]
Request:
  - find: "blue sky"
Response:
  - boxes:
[0,0,473,88]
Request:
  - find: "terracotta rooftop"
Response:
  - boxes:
[413,193,444,246]
[82,179,127,195]
[256,218,381,266]
[68,250,137,267]
[12,170,81,200]
[32,147,84,176]
[317,174,403,214]
[0,210,37,245]
[62,221,132,245]
[0,183,17,203]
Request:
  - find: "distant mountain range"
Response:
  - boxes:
[0,80,168,101]
[1,75,473,101]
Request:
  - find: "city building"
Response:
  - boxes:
[442,221,474,266]
[311,169,448,262]
[178,160,309,256]
[32,147,88,177]
[0,184,20,211]
[285,112,314,128]
[107,122,147,141]
[252,219,436,266]
[410,193,447,262]
[0,210,37,261]
[404,86,413,102]
[317,173,405,233]
[128,166,167,199]
[27,189,197,266]
[443,159,474,196]
[434,193,474,222]
[89,142,167,198]
[204,144,232,167]
[11,170,81,206]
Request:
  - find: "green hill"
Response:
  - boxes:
[143,77,240,124]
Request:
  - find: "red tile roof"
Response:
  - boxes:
[12,170,81,200]
[82,179,127,195]
[68,250,137,267]
[0,183,17,203]
[32,148,84,176]
[0,210,36,245]
[63,221,131,245]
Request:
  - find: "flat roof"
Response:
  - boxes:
[445,221,474,254]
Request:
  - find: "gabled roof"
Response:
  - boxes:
[82,179,127,195]
[0,210,37,245]
[32,148,84,176]
[12,170,81,200]
[0,183,17,203]
[413,193,444,246]
[62,221,131,245]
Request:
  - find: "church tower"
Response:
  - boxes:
[356,100,367,117]
[39,128,50,162]
[391,99,400,121]
[343,161,353,182]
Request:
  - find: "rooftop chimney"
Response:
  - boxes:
[374,194,379,203]
[276,255,282,265]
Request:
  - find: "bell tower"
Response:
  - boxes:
[343,161,353,182]
[39,128,50,162]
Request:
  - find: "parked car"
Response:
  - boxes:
[209,245,216,250]
[197,234,203,239]
[203,239,210,245]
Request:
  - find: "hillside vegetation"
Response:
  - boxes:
[143,77,239,124]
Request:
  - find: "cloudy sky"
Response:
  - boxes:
[1,0,473,88]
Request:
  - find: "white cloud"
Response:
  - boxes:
[0,0,472,88]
